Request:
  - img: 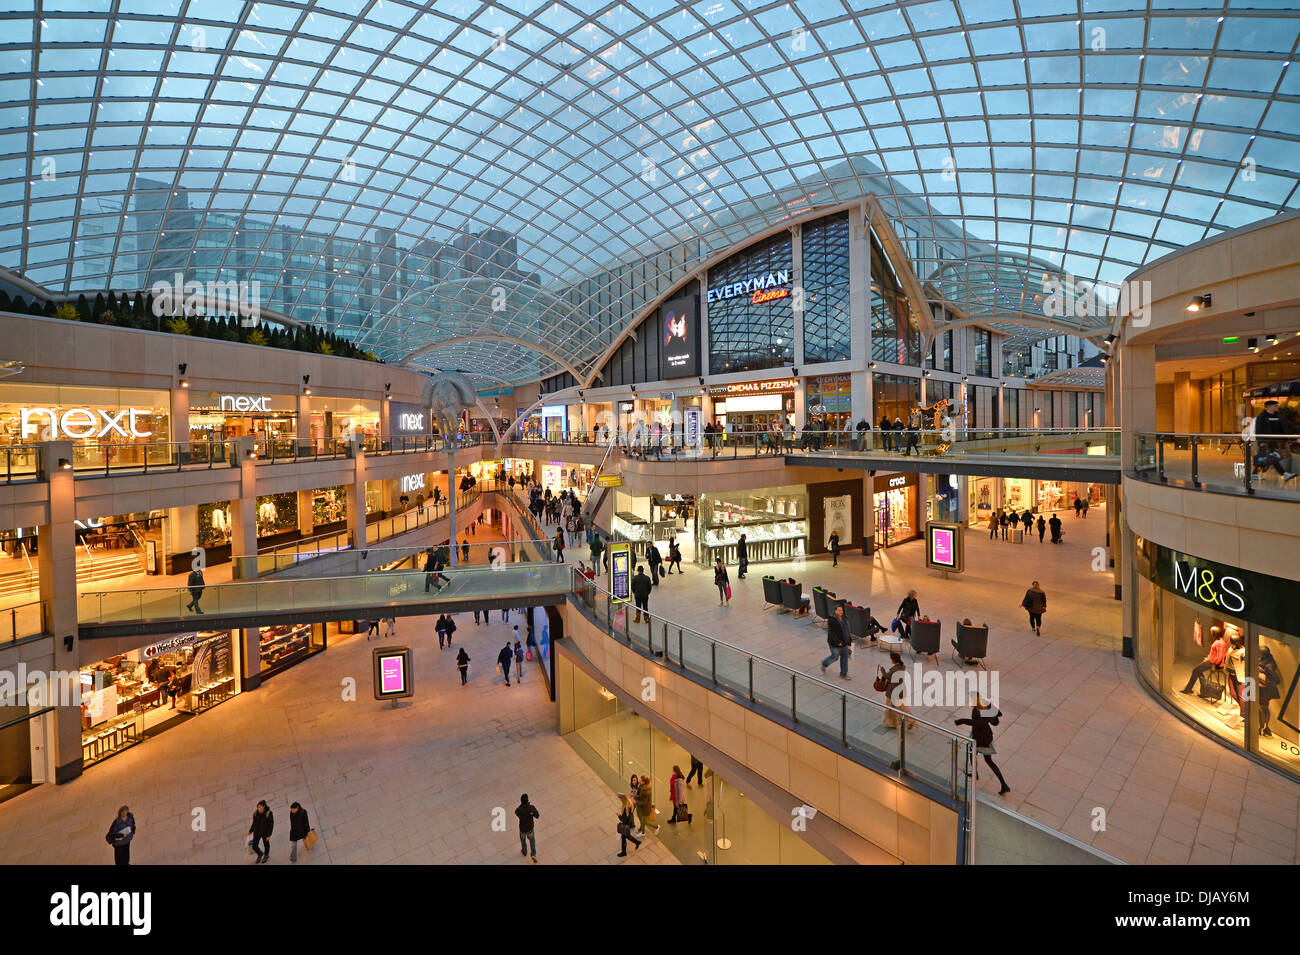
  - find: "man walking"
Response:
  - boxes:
[186,567,205,613]
[820,604,851,681]
[590,533,606,575]
[106,806,136,866]
[498,643,515,686]
[515,794,539,863]
[646,541,663,586]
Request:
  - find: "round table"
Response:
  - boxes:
[877,633,907,654]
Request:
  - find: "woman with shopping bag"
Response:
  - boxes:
[714,558,730,606]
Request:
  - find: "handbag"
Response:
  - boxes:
[872,666,889,693]
[725,584,732,600]
[303,829,318,850]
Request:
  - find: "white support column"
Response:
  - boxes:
[40,441,81,782]
[791,224,804,365]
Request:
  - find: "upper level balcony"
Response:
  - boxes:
[1132,432,1300,501]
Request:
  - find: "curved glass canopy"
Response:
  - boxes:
[2,0,1298,385]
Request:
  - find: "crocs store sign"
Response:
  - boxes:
[20,407,154,440]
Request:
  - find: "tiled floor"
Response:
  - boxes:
[0,526,676,866]
[567,506,1300,865]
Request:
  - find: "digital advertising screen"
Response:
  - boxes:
[609,542,632,601]
[659,294,699,379]
[925,522,964,574]
[372,646,414,700]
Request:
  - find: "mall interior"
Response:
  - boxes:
[0,1,1298,868]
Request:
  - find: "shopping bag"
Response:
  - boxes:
[303,829,318,851]
[526,649,533,661]
[725,584,732,600]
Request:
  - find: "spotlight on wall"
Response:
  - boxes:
[64,635,74,652]
[698,377,705,386]
[302,374,312,396]
[922,370,931,377]
[1185,293,1212,312]
[384,382,391,399]
[178,362,189,388]
[868,361,877,370]
[58,458,72,470]
[961,376,969,383]
[630,385,637,394]
[792,367,799,377]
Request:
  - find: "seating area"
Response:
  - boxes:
[760,575,990,667]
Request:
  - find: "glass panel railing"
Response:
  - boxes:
[71,440,233,474]
[1131,433,1298,499]
[1,600,45,645]
[78,562,576,626]
[0,446,41,483]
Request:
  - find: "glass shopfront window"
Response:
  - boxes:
[872,374,920,427]
[188,392,296,447]
[707,232,795,374]
[80,630,239,767]
[802,212,851,364]
[874,472,920,548]
[0,383,171,463]
[870,234,921,366]
[259,622,325,677]
[806,374,851,429]
[308,397,380,441]
[1135,540,1300,781]
[696,485,808,566]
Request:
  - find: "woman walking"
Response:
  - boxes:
[288,802,310,863]
[553,529,566,563]
[247,800,274,863]
[828,530,841,567]
[713,557,730,606]
[1020,580,1047,635]
[666,539,683,575]
[456,647,471,685]
[987,509,998,540]
[956,698,1011,794]
[895,589,920,640]
[106,805,136,866]
[879,652,916,731]
[668,765,692,824]
[616,795,642,857]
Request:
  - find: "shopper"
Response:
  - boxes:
[855,417,871,452]
[895,589,920,639]
[631,774,658,834]
[1073,494,1083,518]
[590,533,605,574]
[820,603,851,680]
[686,754,705,787]
[827,530,841,567]
[365,619,380,641]
[185,567,205,614]
[956,698,1011,794]
[668,765,693,823]
[515,794,539,862]
[1081,498,1090,518]
[667,539,683,575]
[1036,515,1046,542]
[423,548,444,593]
[999,509,1011,540]
[498,643,515,686]
[456,647,471,685]
[616,796,642,857]
[646,541,664,585]
[631,565,652,623]
[514,639,524,681]
[435,613,455,649]
[736,533,749,579]
[1255,398,1297,480]
[461,539,470,563]
[106,805,136,866]
[381,616,396,639]
[988,509,999,540]
[1020,510,1033,541]
[713,557,730,606]
[879,414,892,451]
[288,802,310,863]
[553,529,565,563]
[880,651,915,732]
[248,800,274,863]
[1048,513,1063,543]
[1021,580,1047,635]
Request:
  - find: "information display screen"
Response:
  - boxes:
[609,542,632,601]
[925,522,964,573]
[659,295,699,379]
[372,646,414,700]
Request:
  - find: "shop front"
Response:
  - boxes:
[967,477,1106,525]
[308,396,380,441]
[541,461,594,494]
[709,378,796,436]
[0,382,172,469]
[926,474,961,525]
[80,629,240,767]
[259,623,325,678]
[1134,541,1300,781]
[188,391,296,450]
[807,479,862,556]
[806,374,852,430]
[696,485,808,566]
[541,404,568,441]
[873,472,920,549]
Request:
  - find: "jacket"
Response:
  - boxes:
[590,537,604,556]
[250,808,274,839]
[631,573,652,600]
[288,808,310,842]
[107,813,136,846]
[1021,587,1047,614]
[456,649,470,669]
[670,773,685,805]
[515,800,539,833]
[497,646,514,669]
[827,615,847,647]
[187,570,204,590]
[828,533,840,553]
[897,595,920,620]
[736,538,748,560]
[955,707,1001,748]
[646,545,662,565]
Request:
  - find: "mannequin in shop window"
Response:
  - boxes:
[1220,633,1248,721]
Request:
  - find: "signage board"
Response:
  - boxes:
[1139,542,1294,631]
[683,406,702,448]
[659,294,699,379]
[372,646,415,700]
[20,407,154,440]
[925,521,964,573]
[400,473,426,493]
[609,542,632,601]
[143,633,197,659]
[390,400,430,435]
[597,474,623,488]
[707,269,791,304]
[708,378,798,397]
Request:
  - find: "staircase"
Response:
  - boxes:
[580,438,619,530]
[0,550,143,599]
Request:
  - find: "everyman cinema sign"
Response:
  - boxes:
[707,269,791,305]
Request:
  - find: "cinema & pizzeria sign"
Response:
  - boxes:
[707,269,791,305]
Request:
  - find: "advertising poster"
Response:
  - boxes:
[372,646,415,700]
[659,294,699,379]
[380,656,405,694]
[823,494,852,548]
[925,521,965,573]
[609,542,632,601]
[683,406,702,449]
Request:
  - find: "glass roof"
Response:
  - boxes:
[2,0,1298,385]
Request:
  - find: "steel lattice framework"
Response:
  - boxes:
[2,0,1298,385]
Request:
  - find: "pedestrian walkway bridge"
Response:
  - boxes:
[77,563,575,640]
